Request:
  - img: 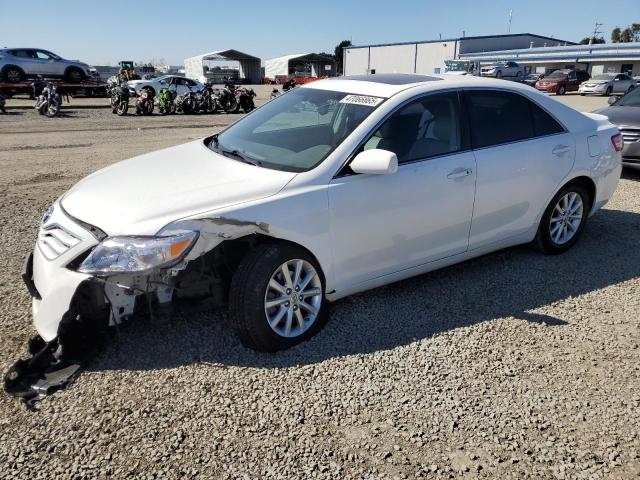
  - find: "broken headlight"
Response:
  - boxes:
[77,231,198,275]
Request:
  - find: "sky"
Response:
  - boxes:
[1,0,638,66]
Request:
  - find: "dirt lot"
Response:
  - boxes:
[1,87,639,479]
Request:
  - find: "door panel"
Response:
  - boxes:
[468,133,575,249]
[328,151,477,288]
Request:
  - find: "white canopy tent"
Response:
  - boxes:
[265,53,337,79]
[184,49,262,84]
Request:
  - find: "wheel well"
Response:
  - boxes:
[1,64,24,75]
[143,86,155,95]
[564,176,596,210]
[174,234,325,305]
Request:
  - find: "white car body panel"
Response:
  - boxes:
[28,74,622,341]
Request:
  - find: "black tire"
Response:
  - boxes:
[533,183,590,255]
[229,243,328,352]
[242,99,255,113]
[3,66,24,83]
[605,86,612,96]
[224,96,239,113]
[65,68,84,83]
[556,85,566,95]
[495,71,502,79]
[116,101,128,116]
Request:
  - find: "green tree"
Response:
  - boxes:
[632,23,640,41]
[334,40,352,75]
[579,36,605,45]
[621,28,633,42]
[611,27,621,43]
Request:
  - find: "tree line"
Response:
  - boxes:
[580,23,640,44]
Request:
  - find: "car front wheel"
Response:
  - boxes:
[229,243,328,351]
[534,184,590,254]
[3,67,24,83]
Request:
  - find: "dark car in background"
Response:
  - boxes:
[594,87,640,170]
[523,73,545,87]
[535,69,590,95]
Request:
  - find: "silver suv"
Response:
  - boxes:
[0,48,94,83]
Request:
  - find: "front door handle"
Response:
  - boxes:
[552,144,571,156]
[447,167,473,179]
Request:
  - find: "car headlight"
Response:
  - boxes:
[78,231,198,275]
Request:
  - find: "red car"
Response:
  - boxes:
[535,69,591,95]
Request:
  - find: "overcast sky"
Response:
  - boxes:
[1,0,638,66]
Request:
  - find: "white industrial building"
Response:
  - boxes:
[344,33,574,76]
[184,49,262,84]
[458,42,640,76]
[265,53,337,80]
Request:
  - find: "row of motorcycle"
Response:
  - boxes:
[109,82,256,117]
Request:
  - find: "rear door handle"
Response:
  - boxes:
[447,167,473,179]
[552,144,571,156]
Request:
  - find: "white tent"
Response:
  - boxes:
[265,53,337,79]
[184,49,262,84]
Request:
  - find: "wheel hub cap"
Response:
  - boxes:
[549,192,584,245]
[264,259,322,338]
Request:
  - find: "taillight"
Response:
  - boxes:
[611,133,624,152]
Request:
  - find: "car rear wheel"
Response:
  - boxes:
[605,86,612,96]
[556,85,566,95]
[65,68,84,83]
[229,243,328,352]
[3,67,24,83]
[534,184,590,255]
[495,71,502,79]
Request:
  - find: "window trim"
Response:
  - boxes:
[334,88,471,178]
[461,87,568,152]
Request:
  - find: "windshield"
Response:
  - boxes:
[615,87,640,107]
[211,88,382,172]
[593,74,614,81]
[547,71,567,79]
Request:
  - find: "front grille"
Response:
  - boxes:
[38,224,81,260]
[620,128,640,144]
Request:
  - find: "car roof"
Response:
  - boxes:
[303,73,530,98]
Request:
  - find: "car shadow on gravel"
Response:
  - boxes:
[90,208,640,372]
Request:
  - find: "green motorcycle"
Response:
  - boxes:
[158,87,176,115]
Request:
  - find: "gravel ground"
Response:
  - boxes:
[0,86,639,479]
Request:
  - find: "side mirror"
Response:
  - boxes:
[159,80,166,84]
[350,149,398,175]
[608,95,619,105]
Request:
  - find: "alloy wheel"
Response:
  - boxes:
[264,259,322,338]
[6,69,21,82]
[549,192,584,245]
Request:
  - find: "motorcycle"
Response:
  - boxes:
[34,82,62,117]
[0,94,6,113]
[158,87,176,115]
[110,83,130,116]
[195,85,216,114]
[135,88,155,115]
[216,81,239,113]
[176,86,197,114]
[282,79,297,91]
[270,88,281,100]
[237,87,256,113]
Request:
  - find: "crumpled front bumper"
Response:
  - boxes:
[26,204,98,341]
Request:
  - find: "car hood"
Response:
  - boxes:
[586,80,610,85]
[592,106,640,126]
[61,139,297,236]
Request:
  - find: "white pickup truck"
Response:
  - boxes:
[480,61,525,80]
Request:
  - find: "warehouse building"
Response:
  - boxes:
[265,53,337,81]
[343,33,574,76]
[458,42,640,77]
[184,49,262,84]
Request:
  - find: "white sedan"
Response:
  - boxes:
[26,74,622,353]
[126,74,204,96]
[579,73,636,96]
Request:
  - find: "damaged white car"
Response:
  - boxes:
[24,73,622,356]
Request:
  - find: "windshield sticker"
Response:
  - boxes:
[340,95,384,107]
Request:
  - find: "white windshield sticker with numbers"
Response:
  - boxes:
[339,95,384,107]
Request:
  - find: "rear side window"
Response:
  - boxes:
[466,90,564,149]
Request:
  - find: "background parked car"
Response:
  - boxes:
[579,73,636,96]
[126,75,204,96]
[523,73,545,87]
[479,61,525,79]
[535,69,590,95]
[593,87,640,170]
[0,48,94,83]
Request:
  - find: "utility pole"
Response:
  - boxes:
[590,22,603,44]
[508,9,513,33]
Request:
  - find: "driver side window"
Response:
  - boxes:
[363,92,463,164]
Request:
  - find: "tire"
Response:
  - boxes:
[224,96,239,113]
[516,71,523,80]
[533,183,590,255]
[3,66,24,83]
[605,86,612,96]
[229,243,328,352]
[556,85,566,95]
[116,101,128,116]
[46,100,60,117]
[65,68,84,83]
[242,99,255,113]
[495,71,502,79]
